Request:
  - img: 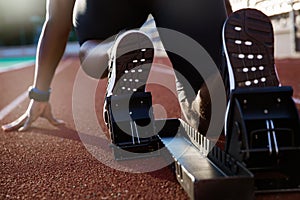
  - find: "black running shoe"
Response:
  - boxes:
[223,8,280,91]
[104,30,154,126]
[106,30,154,96]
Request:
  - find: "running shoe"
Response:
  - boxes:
[223,8,280,91]
[104,30,154,127]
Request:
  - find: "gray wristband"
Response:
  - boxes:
[28,86,51,102]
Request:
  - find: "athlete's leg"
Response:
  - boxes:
[79,39,114,79]
[153,0,228,135]
[78,15,155,80]
[73,0,153,133]
[73,0,151,78]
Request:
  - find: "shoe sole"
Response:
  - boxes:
[104,30,154,127]
[107,30,154,96]
[223,8,279,91]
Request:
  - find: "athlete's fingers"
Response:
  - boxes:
[42,104,65,126]
[46,116,65,126]
[18,114,39,132]
[18,102,43,132]
[1,113,27,132]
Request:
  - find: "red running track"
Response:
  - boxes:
[0,56,300,199]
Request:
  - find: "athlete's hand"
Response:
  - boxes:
[1,100,64,132]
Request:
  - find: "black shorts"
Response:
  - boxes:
[73,0,152,45]
[73,0,227,92]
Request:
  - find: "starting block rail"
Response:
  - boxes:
[159,119,254,200]
[159,118,300,199]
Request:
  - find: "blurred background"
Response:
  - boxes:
[0,0,300,58]
[0,0,76,47]
[0,0,46,46]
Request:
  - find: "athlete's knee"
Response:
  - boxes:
[79,40,111,79]
[79,40,99,62]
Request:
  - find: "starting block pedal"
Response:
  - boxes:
[225,86,300,191]
[106,92,160,160]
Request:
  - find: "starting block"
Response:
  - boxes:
[105,87,300,198]
[106,92,160,160]
[225,86,300,191]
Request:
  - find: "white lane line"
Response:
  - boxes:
[0,91,28,121]
[0,59,73,121]
[0,61,35,73]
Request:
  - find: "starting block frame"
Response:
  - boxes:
[225,86,300,191]
[106,92,160,160]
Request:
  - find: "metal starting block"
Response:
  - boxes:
[105,87,300,197]
[106,92,160,160]
[225,86,300,191]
